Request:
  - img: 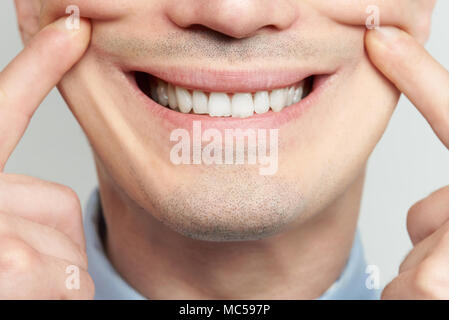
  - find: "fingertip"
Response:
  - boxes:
[72,18,92,56]
[48,17,91,54]
[370,26,403,41]
[365,27,414,73]
[9,16,91,74]
[365,29,391,73]
[364,29,382,55]
[366,26,414,54]
[32,17,91,73]
[365,27,394,55]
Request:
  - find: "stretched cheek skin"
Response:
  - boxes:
[308,0,434,41]
[39,0,130,26]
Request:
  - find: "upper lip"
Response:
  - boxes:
[126,65,334,93]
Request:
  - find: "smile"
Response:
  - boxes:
[122,64,338,129]
[134,71,315,119]
[143,74,313,118]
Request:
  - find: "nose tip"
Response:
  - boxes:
[167,0,298,39]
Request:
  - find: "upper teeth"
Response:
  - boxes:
[150,79,305,118]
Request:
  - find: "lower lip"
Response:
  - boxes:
[125,71,335,130]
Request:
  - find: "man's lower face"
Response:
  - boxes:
[56,1,399,241]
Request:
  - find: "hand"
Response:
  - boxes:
[0,17,92,299]
[366,26,449,299]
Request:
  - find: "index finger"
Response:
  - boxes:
[365,26,449,148]
[0,17,91,170]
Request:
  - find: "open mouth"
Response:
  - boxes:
[135,72,314,118]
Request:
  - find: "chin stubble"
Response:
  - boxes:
[150,168,306,241]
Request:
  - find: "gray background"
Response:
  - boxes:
[1,1,448,289]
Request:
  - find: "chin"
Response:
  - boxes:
[149,166,307,241]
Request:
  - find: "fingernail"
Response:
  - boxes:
[53,17,70,31]
[374,26,402,42]
[53,16,81,33]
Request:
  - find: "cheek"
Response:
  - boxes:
[285,52,399,216]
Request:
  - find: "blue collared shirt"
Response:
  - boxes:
[84,189,380,300]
